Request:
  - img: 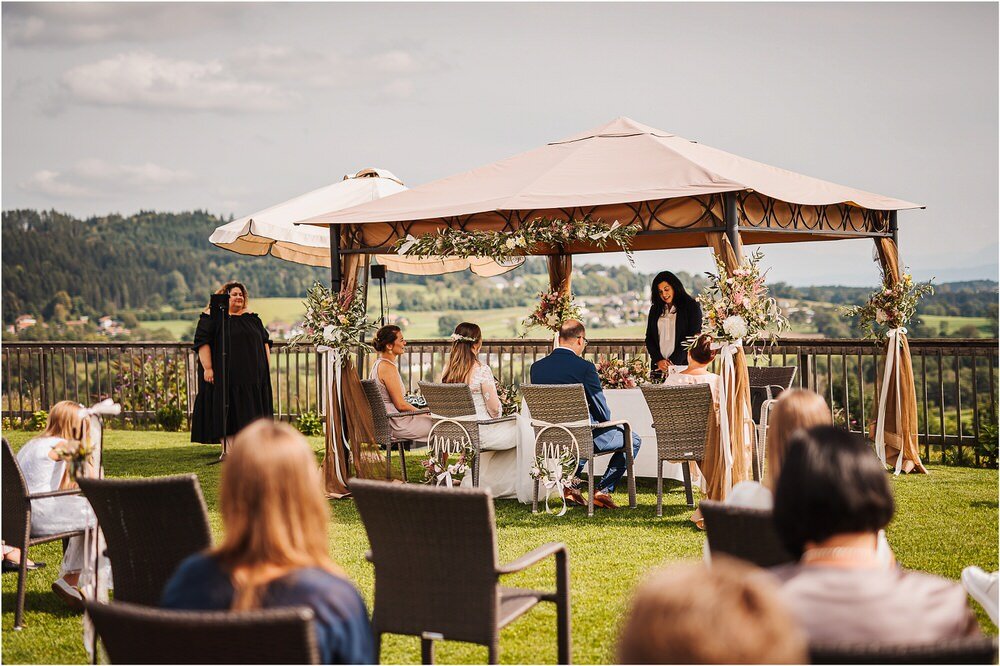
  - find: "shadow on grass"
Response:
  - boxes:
[0,589,83,624]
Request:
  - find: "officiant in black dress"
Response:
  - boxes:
[191,281,274,455]
[644,271,703,376]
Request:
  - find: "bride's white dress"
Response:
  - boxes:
[458,364,519,498]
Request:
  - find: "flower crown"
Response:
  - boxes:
[450,332,477,344]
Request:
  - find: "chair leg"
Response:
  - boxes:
[532,478,539,514]
[626,426,637,509]
[421,637,435,665]
[751,435,761,482]
[14,549,28,629]
[487,641,499,665]
[587,460,595,517]
[386,441,393,480]
[399,442,408,483]
[555,549,572,665]
[682,462,694,507]
[374,632,383,663]
[656,460,664,518]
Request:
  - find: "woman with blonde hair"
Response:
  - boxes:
[15,400,105,607]
[161,420,374,664]
[441,322,518,498]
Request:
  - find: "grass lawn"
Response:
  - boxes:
[921,315,997,337]
[3,430,996,664]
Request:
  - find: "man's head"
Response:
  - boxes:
[558,319,587,355]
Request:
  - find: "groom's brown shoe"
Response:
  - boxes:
[592,491,619,509]
[563,486,586,506]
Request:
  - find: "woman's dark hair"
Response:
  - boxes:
[373,325,401,352]
[689,333,717,364]
[773,425,894,558]
[649,271,695,318]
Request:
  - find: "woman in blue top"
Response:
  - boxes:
[161,420,375,665]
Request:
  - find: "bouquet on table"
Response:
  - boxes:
[595,356,651,389]
[841,270,933,340]
[697,249,788,346]
[294,282,375,359]
[522,289,582,334]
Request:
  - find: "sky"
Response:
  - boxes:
[2,2,997,286]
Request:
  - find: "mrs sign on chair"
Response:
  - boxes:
[350,479,571,665]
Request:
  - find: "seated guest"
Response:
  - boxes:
[617,557,807,664]
[16,400,108,607]
[162,420,376,665]
[2,545,43,572]
[771,426,980,644]
[369,324,432,443]
[442,322,518,498]
[664,334,721,527]
[529,319,641,509]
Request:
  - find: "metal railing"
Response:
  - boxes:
[2,338,996,464]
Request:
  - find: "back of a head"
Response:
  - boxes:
[617,558,807,664]
[765,389,832,490]
[43,400,89,442]
[558,319,585,342]
[773,425,894,558]
[688,333,717,365]
[215,419,336,608]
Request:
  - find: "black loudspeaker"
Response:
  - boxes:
[371,264,387,280]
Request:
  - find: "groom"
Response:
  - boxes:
[530,319,642,509]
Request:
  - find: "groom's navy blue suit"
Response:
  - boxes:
[530,347,641,492]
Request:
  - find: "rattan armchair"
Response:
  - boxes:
[640,384,713,515]
[418,381,517,488]
[809,636,999,664]
[77,474,212,605]
[86,600,320,664]
[521,383,636,517]
[746,365,797,481]
[2,438,86,629]
[350,479,571,665]
[361,379,431,482]
[699,500,794,567]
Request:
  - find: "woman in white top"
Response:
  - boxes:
[441,322,518,498]
[15,400,107,607]
[644,272,703,378]
[370,325,433,443]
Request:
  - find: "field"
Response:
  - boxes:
[921,315,996,337]
[1,430,996,664]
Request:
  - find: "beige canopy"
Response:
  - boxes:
[299,117,922,253]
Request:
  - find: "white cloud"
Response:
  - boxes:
[378,79,417,101]
[18,160,194,200]
[3,4,246,48]
[60,52,296,112]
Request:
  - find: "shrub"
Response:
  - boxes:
[28,410,48,431]
[155,405,185,432]
[295,411,324,436]
[976,420,999,469]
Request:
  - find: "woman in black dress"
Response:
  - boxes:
[644,271,703,377]
[191,281,273,457]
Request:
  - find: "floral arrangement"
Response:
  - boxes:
[522,289,582,333]
[595,355,651,389]
[496,381,521,415]
[394,217,640,266]
[530,448,580,491]
[698,249,788,345]
[294,282,375,357]
[55,433,94,482]
[422,440,477,485]
[841,270,933,340]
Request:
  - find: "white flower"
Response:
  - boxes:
[875,309,888,324]
[546,313,559,326]
[505,237,517,250]
[722,315,748,340]
[322,324,339,342]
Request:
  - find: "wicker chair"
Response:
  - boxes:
[350,479,571,665]
[809,636,999,665]
[86,600,320,664]
[77,475,212,605]
[521,384,636,517]
[360,378,431,482]
[746,365,797,481]
[418,382,518,488]
[2,438,86,629]
[639,384,713,515]
[699,500,794,567]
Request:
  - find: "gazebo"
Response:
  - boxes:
[299,117,925,495]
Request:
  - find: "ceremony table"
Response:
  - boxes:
[515,388,692,504]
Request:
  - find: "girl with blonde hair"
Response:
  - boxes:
[161,420,375,664]
[441,322,519,498]
[15,400,105,607]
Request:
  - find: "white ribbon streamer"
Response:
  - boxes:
[874,327,907,475]
[396,234,418,255]
[715,340,741,492]
[317,346,348,487]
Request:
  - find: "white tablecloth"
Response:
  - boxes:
[515,388,688,503]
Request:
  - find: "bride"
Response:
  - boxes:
[441,322,519,498]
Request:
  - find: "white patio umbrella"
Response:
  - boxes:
[210,168,521,276]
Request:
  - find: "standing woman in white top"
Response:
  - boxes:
[441,322,518,498]
[15,400,109,607]
[644,272,702,379]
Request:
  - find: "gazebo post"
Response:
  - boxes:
[329,225,342,292]
[724,192,741,253]
[889,210,899,246]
